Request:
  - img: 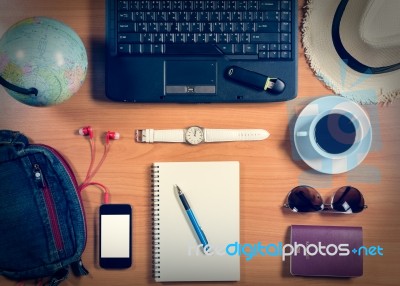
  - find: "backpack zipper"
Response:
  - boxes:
[33,164,64,251]
[32,144,87,249]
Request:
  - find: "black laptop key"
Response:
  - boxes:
[145,12,156,21]
[118,12,131,21]
[118,23,135,32]
[244,44,258,54]
[259,51,268,59]
[175,33,186,43]
[152,44,164,53]
[132,44,164,54]
[118,44,130,54]
[184,1,194,10]
[216,44,234,54]
[141,44,152,54]
[281,51,291,59]
[131,44,141,54]
[234,44,244,54]
[194,1,206,10]
[220,12,232,22]
[191,23,202,32]
[149,1,161,11]
[281,1,291,10]
[281,11,291,21]
[251,33,279,43]
[269,43,279,50]
[281,33,291,43]
[132,12,144,21]
[141,33,154,43]
[264,11,280,21]
[165,44,222,55]
[256,23,279,33]
[244,23,256,33]
[281,22,291,32]
[269,51,279,59]
[259,1,279,11]
[129,1,139,11]
[247,1,258,11]
[118,33,140,43]
[236,1,247,10]
[118,0,129,11]
[140,1,149,11]
[199,11,209,21]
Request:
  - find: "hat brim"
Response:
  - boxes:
[334,0,400,72]
[303,0,400,104]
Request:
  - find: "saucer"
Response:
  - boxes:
[294,96,372,174]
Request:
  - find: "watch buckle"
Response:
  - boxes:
[135,129,145,143]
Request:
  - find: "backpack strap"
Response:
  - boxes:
[47,260,88,286]
[0,130,29,161]
[47,268,69,286]
[0,130,29,148]
[71,259,89,276]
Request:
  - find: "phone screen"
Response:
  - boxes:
[99,204,132,268]
[101,214,130,258]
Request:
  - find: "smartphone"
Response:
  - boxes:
[99,204,132,269]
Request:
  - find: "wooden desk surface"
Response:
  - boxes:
[1,1,399,285]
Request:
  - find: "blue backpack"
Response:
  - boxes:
[0,130,88,285]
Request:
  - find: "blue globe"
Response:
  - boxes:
[0,17,88,106]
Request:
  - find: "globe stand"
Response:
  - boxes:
[0,75,38,96]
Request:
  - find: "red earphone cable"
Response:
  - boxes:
[79,181,110,204]
[85,142,110,183]
[79,131,114,204]
[84,138,96,183]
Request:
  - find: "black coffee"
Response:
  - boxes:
[314,113,356,154]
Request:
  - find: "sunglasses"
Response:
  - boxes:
[283,185,367,213]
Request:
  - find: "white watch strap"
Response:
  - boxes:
[204,129,269,142]
[138,129,185,143]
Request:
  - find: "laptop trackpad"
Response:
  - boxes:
[164,61,216,95]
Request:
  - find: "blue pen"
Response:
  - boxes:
[175,185,210,252]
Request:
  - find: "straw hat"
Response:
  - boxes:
[302,0,400,104]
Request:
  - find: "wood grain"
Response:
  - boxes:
[0,1,399,285]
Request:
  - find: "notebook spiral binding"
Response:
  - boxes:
[151,165,161,279]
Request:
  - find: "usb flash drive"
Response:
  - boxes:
[225,66,285,95]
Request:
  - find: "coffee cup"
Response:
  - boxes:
[296,108,363,160]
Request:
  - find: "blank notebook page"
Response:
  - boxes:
[152,161,240,282]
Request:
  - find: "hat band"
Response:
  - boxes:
[332,0,400,74]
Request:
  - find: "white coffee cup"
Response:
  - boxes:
[296,108,363,160]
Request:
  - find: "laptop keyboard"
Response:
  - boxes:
[116,0,293,60]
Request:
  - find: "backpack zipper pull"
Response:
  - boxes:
[71,259,89,276]
[33,164,45,188]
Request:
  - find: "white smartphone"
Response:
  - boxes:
[99,204,132,269]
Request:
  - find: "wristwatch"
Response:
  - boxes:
[135,126,269,145]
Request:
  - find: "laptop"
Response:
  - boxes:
[105,0,297,103]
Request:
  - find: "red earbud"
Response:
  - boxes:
[78,126,93,139]
[106,131,120,144]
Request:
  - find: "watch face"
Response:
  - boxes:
[185,126,204,145]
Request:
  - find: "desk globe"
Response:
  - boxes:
[0,17,87,106]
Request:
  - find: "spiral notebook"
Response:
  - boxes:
[151,161,240,282]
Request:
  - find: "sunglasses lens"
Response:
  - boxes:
[332,186,365,213]
[287,186,324,212]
